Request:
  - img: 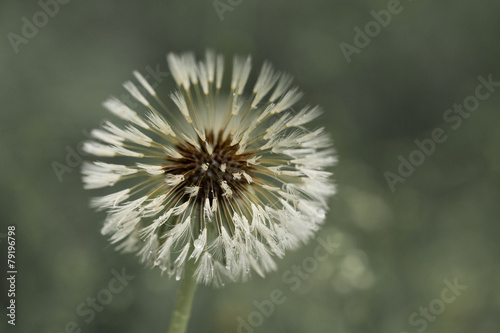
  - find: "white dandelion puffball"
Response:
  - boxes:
[82,50,337,287]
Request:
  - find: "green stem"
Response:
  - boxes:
[167,260,198,333]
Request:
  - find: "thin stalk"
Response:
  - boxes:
[167,260,198,333]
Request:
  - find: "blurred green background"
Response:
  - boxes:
[1,0,499,332]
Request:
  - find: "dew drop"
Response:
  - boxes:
[245,268,250,274]
[194,239,203,249]
[175,273,182,281]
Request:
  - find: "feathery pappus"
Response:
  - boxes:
[82,50,337,287]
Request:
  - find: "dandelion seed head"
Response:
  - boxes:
[82,50,337,287]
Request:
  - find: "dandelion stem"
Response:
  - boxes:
[167,260,198,333]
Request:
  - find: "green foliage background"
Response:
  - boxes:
[1,0,499,332]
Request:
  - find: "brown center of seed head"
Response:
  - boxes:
[163,131,254,202]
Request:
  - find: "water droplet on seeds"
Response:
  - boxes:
[175,273,182,281]
[245,268,250,273]
[194,239,202,249]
